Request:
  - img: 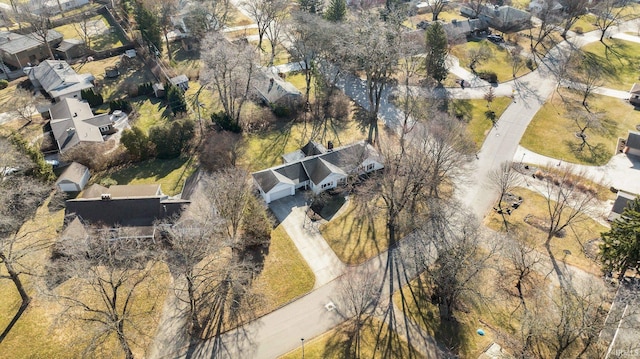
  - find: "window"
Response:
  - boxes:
[321,182,333,189]
[367,163,375,171]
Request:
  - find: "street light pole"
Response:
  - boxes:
[301,338,305,359]
[521,152,526,164]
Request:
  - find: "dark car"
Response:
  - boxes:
[417,20,429,30]
[487,34,504,43]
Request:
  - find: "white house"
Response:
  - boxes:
[252,141,384,203]
[56,161,90,192]
[25,60,94,102]
[624,131,640,157]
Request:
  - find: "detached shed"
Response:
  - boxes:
[170,75,189,92]
[56,162,90,192]
[625,131,640,157]
[56,39,86,60]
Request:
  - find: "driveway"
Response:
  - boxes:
[269,193,346,288]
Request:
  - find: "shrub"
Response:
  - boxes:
[9,133,55,182]
[526,59,535,71]
[81,88,104,107]
[478,71,498,84]
[0,79,8,90]
[271,103,290,118]
[110,99,132,113]
[211,111,241,133]
[574,26,583,34]
[166,84,187,115]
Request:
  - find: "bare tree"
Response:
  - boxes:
[263,5,287,65]
[467,42,492,74]
[335,268,380,359]
[568,52,605,108]
[241,0,288,52]
[466,0,488,19]
[0,166,50,341]
[487,161,522,231]
[338,13,400,144]
[426,0,450,21]
[52,231,163,359]
[559,0,590,38]
[508,44,526,78]
[566,103,611,153]
[11,88,48,125]
[500,231,542,314]
[593,0,630,42]
[183,0,233,42]
[144,0,178,61]
[528,2,562,60]
[15,0,57,61]
[200,33,257,128]
[73,12,93,50]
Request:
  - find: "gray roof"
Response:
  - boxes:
[630,83,640,95]
[80,184,162,199]
[627,131,640,150]
[443,18,488,38]
[56,38,84,52]
[0,30,62,55]
[170,74,189,85]
[282,141,327,163]
[49,98,111,153]
[254,67,302,104]
[55,161,89,185]
[252,141,381,193]
[26,60,94,98]
[611,191,637,216]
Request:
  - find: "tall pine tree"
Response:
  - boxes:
[325,0,346,22]
[425,22,448,83]
[600,198,640,280]
[135,3,163,54]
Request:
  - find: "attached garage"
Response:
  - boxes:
[266,184,295,203]
[253,169,296,204]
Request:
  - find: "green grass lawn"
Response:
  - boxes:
[450,39,531,83]
[581,39,640,91]
[99,156,196,196]
[485,187,606,275]
[253,226,315,311]
[319,199,389,265]
[239,117,365,172]
[571,14,599,34]
[279,318,421,359]
[450,97,513,150]
[521,89,640,165]
[54,15,126,52]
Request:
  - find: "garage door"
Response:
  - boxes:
[269,187,292,203]
[58,182,78,192]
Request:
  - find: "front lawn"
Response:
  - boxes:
[484,186,607,275]
[99,156,196,196]
[449,97,513,150]
[581,39,640,91]
[253,225,315,311]
[571,14,599,34]
[319,199,389,265]
[450,39,531,83]
[521,89,640,165]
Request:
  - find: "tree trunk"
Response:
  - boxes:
[164,29,172,61]
[186,275,202,336]
[1,253,30,308]
[116,321,134,359]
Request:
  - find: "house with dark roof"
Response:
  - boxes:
[461,5,531,32]
[56,39,86,61]
[625,131,640,157]
[49,97,114,153]
[25,60,94,102]
[608,191,638,221]
[65,183,190,227]
[56,161,90,192]
[0,30,63,69]
[629,83,640,107]
[254,67,302,107]
[252,141,383,203]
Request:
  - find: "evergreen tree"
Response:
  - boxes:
[325,0,346,22]
[121,127,153,160]
[166,84,188,115]
[425,22,449,83]
[135,3,163,54]
[600,198,640,280]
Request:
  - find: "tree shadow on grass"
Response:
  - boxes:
[107,156,190,186]
[249,120,294,168]
[0,301,29,344]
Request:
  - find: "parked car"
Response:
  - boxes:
[45,159,60,167]
[487,34,504,43]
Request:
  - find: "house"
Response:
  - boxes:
[0,30,63,69]
[49,98,114,153]
[624,131,640,157]
[56,161,90,192]
[65,183,190,227]
[170,74,189,91]
[56,39,86,61]
[254,67,302,107]
[629,83,640,106]
[25,60,94,102]
[461,5,531,32]
[31,0,89,15]
[608,191,637,221]
[153,83,165,98]
[442,19,489,40]
[252,141,384,203]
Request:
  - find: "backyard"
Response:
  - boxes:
[53,14,128,52]
[521,89,640,165]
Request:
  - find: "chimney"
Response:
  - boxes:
[327,141,334,151]
[73,112,77,117]
[58,62,64,69]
